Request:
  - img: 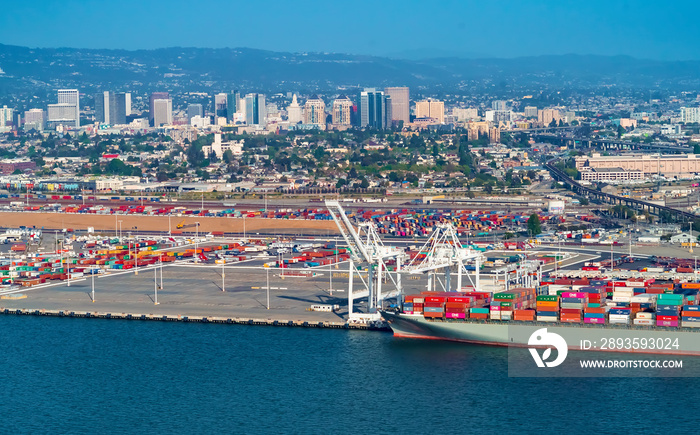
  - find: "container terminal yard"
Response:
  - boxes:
[1,199,700,337]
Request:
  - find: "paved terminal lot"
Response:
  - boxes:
[0,265,354,322]
[0,257,449,321]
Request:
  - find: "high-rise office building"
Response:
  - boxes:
[24,109,45,131]
[538,108,562,126]
[681,107,700,123]
[227,90,240,123]
[214,93,228,119]
[415,99,445,123]
[153,98,172,127]
[358,88,388,129]
[149,92,169,126]
[303,96,326,125]
[0,105,13,129]
[187,104,203,121]
[492,100,507,111]
[287,94,302,124]
[524,106,538,118]
[485,110,512,123]
[332,97,353,125]
[245,93,266,126]
[47,89,80,127]
[113,93,128,125]
[453,108,479,121]
[384,87,410,125]
[95,91,108,123]
[95,92,129,125]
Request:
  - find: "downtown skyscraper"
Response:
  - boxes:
[358,88,390,129]
[47,89,80,128]
[245,93,266,126]
[384,87,410,125]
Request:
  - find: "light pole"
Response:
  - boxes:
[66,239,70,287]
[154,268,159,305]
[222,259,225,292]
[154,264,158,304]
[135,240,139,275]
[266,267,270,310]
[118,220,123,240]
[690,221,694,254]
[695,255,698,282]
[91,271,95,302]
[243,216,246,240]
[194,222,200,263]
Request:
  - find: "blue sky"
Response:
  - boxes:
[1,0,697,60]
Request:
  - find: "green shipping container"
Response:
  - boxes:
[494,293,516,300]
[537,295,559,301]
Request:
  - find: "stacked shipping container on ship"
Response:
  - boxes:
[490,288,535,321]
[559,292,587,323]
[535,294,559,322]
[657,294,683,327]
[682,305,700,327]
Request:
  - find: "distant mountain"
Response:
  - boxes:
[0,44,699,98]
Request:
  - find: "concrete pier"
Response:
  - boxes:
[0,307,389,330]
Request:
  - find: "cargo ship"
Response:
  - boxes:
[382,281,700,356]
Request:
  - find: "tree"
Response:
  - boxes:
[617,124,625,138]
[527,213,542,236]
[223,149,234,164]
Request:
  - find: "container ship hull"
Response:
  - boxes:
[381,311,700,356]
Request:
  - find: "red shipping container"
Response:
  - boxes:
[561,308,582,315]
[583,307,605,314]
[424,296,448,303]
[657,315,679,321]
[447,297,473,304]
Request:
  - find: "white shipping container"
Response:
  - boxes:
[636,312,656,319]
[537,316,558,322]
[609,317,629,324]
[612,296,632,302]
[547,285,571,295]
[490,312,501,320]
[631,294,657,303]
[682,322,700,328]
[634,319,654,325]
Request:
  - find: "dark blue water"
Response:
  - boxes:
[1,316,698,433]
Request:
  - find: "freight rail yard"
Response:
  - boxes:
[1,198,699,332]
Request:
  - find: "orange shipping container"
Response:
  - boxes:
[681,283,700,289]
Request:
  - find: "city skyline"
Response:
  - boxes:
[1,0,699,61]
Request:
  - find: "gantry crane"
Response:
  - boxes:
[402,223,483,293]
[326,200,405,317]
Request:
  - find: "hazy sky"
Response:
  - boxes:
[1,0,698,60]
